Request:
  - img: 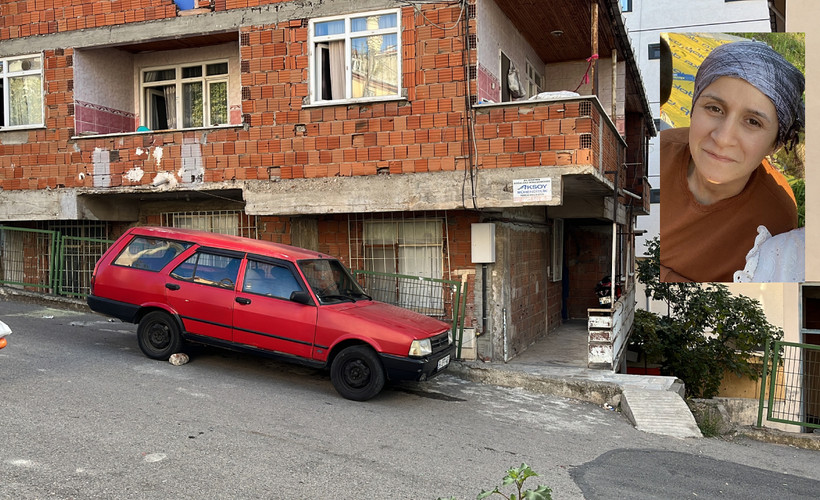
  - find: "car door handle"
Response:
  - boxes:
[236,297,251,305]
[165,283,180,291]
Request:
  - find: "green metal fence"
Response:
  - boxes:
[352,269,469,359]
[0,226,60,293]
[0,226,114,297]
[758,340,820,431]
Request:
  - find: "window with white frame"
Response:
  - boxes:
[525,60,544,98]
[310,9,401,103]
[1,54,43,129]
[141,61,228,130]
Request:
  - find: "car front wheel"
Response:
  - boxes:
[137,311,183,360]
[330,345,386,401]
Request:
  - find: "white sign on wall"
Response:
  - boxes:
[513,178,552,203]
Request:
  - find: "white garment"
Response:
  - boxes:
[733,226,805,283]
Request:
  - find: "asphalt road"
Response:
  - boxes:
[1,298,819,499]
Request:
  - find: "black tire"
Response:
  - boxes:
[137,311,183,360]
[330,345,386,401]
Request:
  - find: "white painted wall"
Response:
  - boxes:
[74,48,136,111]
[622,0,772,255]
[477,0,545,99]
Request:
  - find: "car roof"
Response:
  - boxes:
[126,226,332,261]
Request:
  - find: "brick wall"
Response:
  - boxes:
[564,223,612,319]
[506,225,549,357]
[473,100,595,169]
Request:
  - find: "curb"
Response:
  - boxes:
[448,361,622,406]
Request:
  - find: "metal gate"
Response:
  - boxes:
[0,226,60,293]
[352,270,469,359]
[56,236,114,297]
[758,340,820,431]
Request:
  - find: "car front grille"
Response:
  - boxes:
[429,331,451,353]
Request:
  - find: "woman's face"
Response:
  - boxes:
[688,76,779,192]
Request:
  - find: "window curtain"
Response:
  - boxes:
[329,40,345,99]
[163,85,177,129]
[9,75,42,126]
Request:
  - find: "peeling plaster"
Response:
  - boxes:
[152,147,163,167]
[125,167,144,183]
[151,171,178,190]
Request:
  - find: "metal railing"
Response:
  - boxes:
[0,226,114,297]
[758,340,820,431]
[352,269,469,359]
[57,236,115,297]
[0,226,60,293]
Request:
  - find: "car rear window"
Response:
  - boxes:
[113,236,192,272]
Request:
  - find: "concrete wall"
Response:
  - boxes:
[476,0,544,101]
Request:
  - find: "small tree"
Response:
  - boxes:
[633,237,782,398]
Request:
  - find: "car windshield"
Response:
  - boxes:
[299,259,370,304]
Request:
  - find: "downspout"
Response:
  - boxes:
[502,306,508,362]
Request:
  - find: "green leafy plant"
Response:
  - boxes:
[439,463,552,500]
[634,237,783,399]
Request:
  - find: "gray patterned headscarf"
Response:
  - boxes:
[693,40,805,150]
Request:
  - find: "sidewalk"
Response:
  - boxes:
[450,319,682,407]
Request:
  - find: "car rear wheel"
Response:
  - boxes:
[138,311,183,360]
[330,345,385,401]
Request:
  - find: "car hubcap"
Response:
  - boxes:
[343,360,370,388]
[148,322,170,349]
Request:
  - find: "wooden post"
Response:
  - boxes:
[590,1,598,94]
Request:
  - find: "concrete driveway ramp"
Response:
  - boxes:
[621,387,702,438]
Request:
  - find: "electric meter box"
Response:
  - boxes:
[471,223,496,263]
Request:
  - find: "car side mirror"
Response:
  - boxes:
[290,290,313,305]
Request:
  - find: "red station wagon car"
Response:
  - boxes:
[87,226,455,401]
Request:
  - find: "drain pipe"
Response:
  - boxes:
[502,307,508,362]
[481,263,488,334]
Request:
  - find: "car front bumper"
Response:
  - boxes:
[378,343,456,382]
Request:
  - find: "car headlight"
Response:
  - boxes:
[408,339,432,357]
[447,330,453,345]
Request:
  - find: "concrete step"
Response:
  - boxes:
[621,387,702,439]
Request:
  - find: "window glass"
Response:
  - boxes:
[300,259,365,304]
[311,10,401,103]
[243,260,303,299]
[315,19,345,37]
[182,65,203,78]
[1,54,43,129]
[141,60,229,130]
[351,13,397,32]
[113,237,191,271]
[207,62,228,76]
[171,251,241,289]
[351,34,399,98]
[144,69,175,82]
[209,81,228,125]
[183,81,204,128]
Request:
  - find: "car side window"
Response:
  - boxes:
[242,260,302,300]
[171,251,241,289]
[113,236,191,271]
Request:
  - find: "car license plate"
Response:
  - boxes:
[599,296,611,305]
[437,355,450,371]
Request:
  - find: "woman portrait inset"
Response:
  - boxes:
[660,38,805,283]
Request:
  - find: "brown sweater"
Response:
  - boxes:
[659,128,797,282]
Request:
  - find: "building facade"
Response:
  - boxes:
[0,0,652,365]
